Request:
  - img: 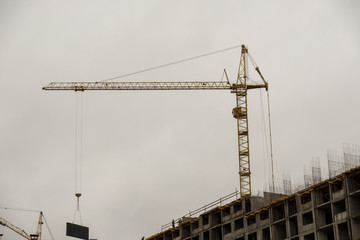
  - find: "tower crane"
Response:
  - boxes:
[43,45,269,198]
[0,212,43,240]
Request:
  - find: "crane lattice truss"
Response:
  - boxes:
[43,45,267,197]
[0,212,43,240]
[0,217,31,240]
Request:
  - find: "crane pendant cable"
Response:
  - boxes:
[100,45,242,82]
[73,92,83,225]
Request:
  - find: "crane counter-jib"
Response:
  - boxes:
[42,81,266,91]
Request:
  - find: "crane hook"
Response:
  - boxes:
[75,193,81,211]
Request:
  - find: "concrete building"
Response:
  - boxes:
[146,166,360,240]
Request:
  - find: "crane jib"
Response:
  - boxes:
[42,82,266,91]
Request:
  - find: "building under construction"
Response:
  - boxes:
[146,165,360,240]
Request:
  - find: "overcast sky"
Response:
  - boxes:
[0,1,359,239]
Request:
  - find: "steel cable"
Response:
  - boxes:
[100,45,242,82]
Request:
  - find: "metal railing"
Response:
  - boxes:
[161,190,241,232]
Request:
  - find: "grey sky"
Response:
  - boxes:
[0,1,359,239]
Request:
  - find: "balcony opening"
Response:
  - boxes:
[272,204,285,222]
[173,229,179,238]
[331,180,343,193]
[234,201,242,212]
[304,232,315,240]
[260,210,269,220]
[222,207,231,217]
[182,224,190,238]
[247,215,256,226]
[349,195,360,217]
[301,192,311,204]
[212,226,222,240]
[223,223,231,235]
[235,218,244,230]
[288,198,297,215]
[302,211,313,225]
[262,227,270,240]
[212,211,222,226]
[248,232,257,240]
[317,186,330,204]
[316,204,333,227]
[203,231,209,240]
[349,172,360,192]
[202,214,209,226]
[333,199,346,215]
[273,220,286,240]
[337,222,350,240]
[289,216,298,237]
[318,225,334,240]
[191,220,199,230]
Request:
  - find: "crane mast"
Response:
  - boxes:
[36,212,43,240]
[43,45,268,198]
[233,46,260,197]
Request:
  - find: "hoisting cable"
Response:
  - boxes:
[259,89,270,187]
[100,45,242,82]
[266,89,275,193]
[73,92,83,225]
[248,52,275,193]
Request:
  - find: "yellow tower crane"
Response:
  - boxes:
[43,45,269,198]
[0,212,43,240]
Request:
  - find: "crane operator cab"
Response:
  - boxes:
[30,234,39,240]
